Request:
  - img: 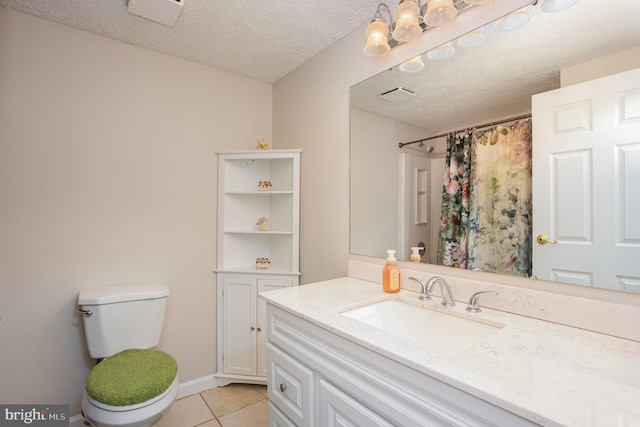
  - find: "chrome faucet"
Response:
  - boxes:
[426,277,456,307]
[408,277,430,301]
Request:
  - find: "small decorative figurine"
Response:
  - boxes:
[258,180,272,191]
[256,138,270,150]
[256,257,270,269]
[256,217,270,231]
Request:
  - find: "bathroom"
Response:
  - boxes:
[1,0,639,425]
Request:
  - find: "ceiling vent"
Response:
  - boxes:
[127,0,185,27]
[379,87,415,103]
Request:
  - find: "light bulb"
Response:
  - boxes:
[399,55,425,73]
[424,0,457,27]
[363,19,391,57]
[541,0,580,12]
[427,42,455,60]
[392,0,422,43]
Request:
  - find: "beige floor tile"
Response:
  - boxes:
[217,399,269,427]
[195,420,222,427]
[201,384,267,417]
[255,384,268,399]
[155,394,215,427]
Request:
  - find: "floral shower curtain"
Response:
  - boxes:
[436,131,473,269]
[437,119,532,277]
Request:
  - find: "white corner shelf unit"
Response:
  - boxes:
[215,149,301,386]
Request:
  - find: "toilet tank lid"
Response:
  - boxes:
[78,283,169,305]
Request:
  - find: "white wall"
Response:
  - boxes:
[0,8,272,414]
[350,109,398,258]
[350,108,433,259]
[561,45,640,86]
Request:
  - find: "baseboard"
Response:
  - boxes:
[177,375,219,398]
[214,372,267,387]
[69,413,87,427]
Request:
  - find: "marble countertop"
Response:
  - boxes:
[260,277,640,427]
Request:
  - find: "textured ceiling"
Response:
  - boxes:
[0,0,382,83]
[351,0,640,136]
[3,0,639,116]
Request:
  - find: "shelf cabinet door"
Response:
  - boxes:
[221,274,295,378]
[222,276,258,376]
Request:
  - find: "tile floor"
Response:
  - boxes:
[155,383,269,427]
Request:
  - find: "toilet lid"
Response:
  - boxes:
[85,348,178,406]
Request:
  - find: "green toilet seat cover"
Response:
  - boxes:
[86,349,178,406]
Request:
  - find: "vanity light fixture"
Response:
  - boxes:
[424,0,458,27]
[364,6,392,58]
[364,0,471,58]
[455,26,487,49]
[427,42,456,60]
[392,0,423,42]
[540,0,580,13]
[494,8,531,31]
[399,55,425,72]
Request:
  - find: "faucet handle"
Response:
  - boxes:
[409,277,430,301]
[466,291,497,313]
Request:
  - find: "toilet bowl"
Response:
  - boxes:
[81,378,179,427]
[77,284,178,427]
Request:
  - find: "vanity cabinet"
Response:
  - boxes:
[216,150,300,385]
[267,304,537,427]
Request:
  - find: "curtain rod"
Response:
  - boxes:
[398,113,532,149]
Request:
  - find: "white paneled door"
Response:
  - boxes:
[399,153,431,262]
[532,67,640,292]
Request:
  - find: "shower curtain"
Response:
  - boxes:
[436,131,473,269]
[437,119,532,277]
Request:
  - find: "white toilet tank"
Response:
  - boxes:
[78,283,170,359]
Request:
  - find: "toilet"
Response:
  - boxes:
[77,283,178,427]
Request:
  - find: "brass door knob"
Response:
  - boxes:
[536,234,558,245]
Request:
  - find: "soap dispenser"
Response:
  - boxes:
[383,249,400,293]
[410,246,422,263]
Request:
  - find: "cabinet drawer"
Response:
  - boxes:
[267,343,314,427]
[319,378,394,427]
[269,402,297,427]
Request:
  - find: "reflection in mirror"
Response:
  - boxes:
[350,0,640,292]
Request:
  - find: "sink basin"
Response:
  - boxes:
[341,299,505,355]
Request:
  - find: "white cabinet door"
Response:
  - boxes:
[257,278,293,377]
[220,275,296,379]
[223,276,257,376]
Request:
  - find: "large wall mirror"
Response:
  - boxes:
[350,0,640,293]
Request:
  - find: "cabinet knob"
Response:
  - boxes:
[250,326,256,331]
[279,383,287,392]
[257,327,262,332]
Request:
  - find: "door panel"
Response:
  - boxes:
[223,277,257,375]
[399,153,431,262]
[532,67,640,291]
